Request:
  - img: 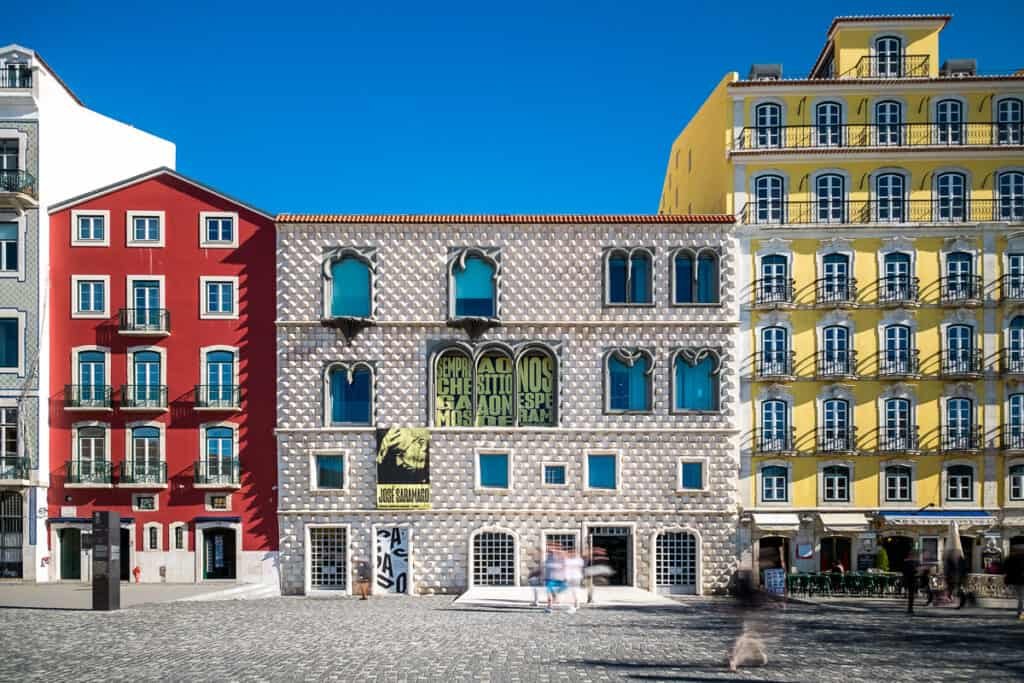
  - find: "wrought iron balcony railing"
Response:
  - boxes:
[878,350,921,378]
[0,65,32,89]
[741,199,1011,226]
[733,121,1024,151]
[939,275,984,304]
[939,349,984,377]
[120,384,168,410]
[940,426,983,453]
[815,277,857,306]
[64,384,112,409]
[119,460,167,485]
[751,351,795,380]
[817,426,858,454]
[118,308,170,334]
[872,426,921,454]
[1001,348,1024,376]
[876,275,919,305]
[66,460,113,485]
[751,278,795,307]
[852,54,930,78]
[753,429,796,454]
[195,384,241,409]
[1002,424,1024,451]
[0,170,37,197]
[194,458,240,486]
[1001,274,1024,302]
[816,349,858,378]
[0,456,29,481]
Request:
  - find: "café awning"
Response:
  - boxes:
[819,512,870,532]
[878,510,995,527]
[751,512,801,532]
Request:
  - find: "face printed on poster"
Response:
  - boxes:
[376,427,431,509]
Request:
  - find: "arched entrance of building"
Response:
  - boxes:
[881,535,913,570]
[653,530,699,595]
[471,530,516,586]
[0,491,23,579]
[819,536,852,572]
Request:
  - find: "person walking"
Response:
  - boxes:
[564,551,584,613]
[944,548,966,609]
[544,546,566,613]
[1004,544,1024,620]
[902,554,920,614]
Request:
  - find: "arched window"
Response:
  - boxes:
[946,464,974,502]
[204,426,235,485]
[883,324,912,375]
[327,364,373,425]
[1009,316,1024,371]
[77,350,106,405]
[881,252,913,303]
[821,325,850,376]
[885,465,912,502]
[875,101,903,145]
[883,398,912,451]
[607,249,652,305]
[998,171,1024,221]
[935,99,964,145]
[946,398,974,449]
[876,172,906,222]
[132,350,162,406]
[815,174,845,223]
[204,350,236,406]
[875,36,902,77]
[474,351,514,426]
[696,252,718,303]
[1007,394,1024,450]
[760,400,789,452]
[822,398,851,451]
[328,255,372,318]
[945,251,975,300]
[76,426,107,480]
[606,352,652,412]
[673,351,719,412]
[759,254,789,303]
[754,175,784,223]
[130,426,162,483]
[674,251,693,303]
[1010,463,1024,501]
[761,465,788,502]
[674,250,719,305]
[755,103,782,148]
[821,252,851,302]
[997,98,1023,145]
[822,465,850,502]
[936,172,967,222]
[946,324,974,374]
[816,102,842,146]
[760,326,789,376]
[453,254,497,318]
[516,349,556,427]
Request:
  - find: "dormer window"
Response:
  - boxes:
[875,36,902,77]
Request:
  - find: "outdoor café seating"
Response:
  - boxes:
[785,571,904,597]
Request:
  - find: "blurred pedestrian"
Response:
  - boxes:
[902,554,919,614]
[544,546,566,613]
[1003,544,1024,620]
[585,545,612,604]
[728,570,768,671]
[944,548,966,609]
[354,559,372,600]
[527,551,543,607]
[564,551,584,613]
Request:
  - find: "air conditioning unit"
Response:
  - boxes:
[941,59,977,78]
[748,64,783,81]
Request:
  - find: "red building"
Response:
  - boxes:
[47,168,277,583]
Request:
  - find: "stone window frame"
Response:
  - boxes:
[0,209,26,282]
[71,209,110,247]
[125,210,166,248]
[204,492,232,512]
[0,308,26,377]
[474,447,514,494]
[143,521,162,551]
[603,246,656,307]
[447,246,502,322]
[1006,457,1024,508]
[322,360,377,427]
[124,421,168,489]
[71,274,111,319]
[199,276,240,320]
[879,459,918,508]
[131,492,158,512]
[602,347,655,415]
[308,448,348,492]
[941,459,980,508]
[669,347,723,415]
[198,211,239,249]
[756,459,792,506]
[669,246,722,307]
[125,345,168,413]
[817,459,855,507]
[540,461,568,488]
[676,457,709,494]
[304,523,352,596]
[169,521,188,552]
[582,449,621,495]
[321,246,378,323]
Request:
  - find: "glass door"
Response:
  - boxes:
[132,280,161,329]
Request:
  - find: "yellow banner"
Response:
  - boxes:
[376,484,431,509]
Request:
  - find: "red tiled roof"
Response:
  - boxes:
[276,214,735,224]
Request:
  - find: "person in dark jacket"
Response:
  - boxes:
[944,550,966,608]
[902,555,920,614]
[1004,545,1024,620]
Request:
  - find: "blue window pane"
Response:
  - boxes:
[478,453,509,488]
[206,427,233,458]
[330,257,372,318]
[587,454,616,489]
[316,455,344,489]
[543,465,566,485]
[0,319,17,368]
[608,356,650,411]
[674,253,693,303]
[675,357,716,411]
[454,256,495,317]
[330,367,372,424]
[0,224,16,241]
[608,255,627,303]
[629,254,651,303]
[681,462,703,490]
[697,254,717,303]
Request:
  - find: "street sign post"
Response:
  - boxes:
[92,511,120,611]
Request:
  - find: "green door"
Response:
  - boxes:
[204,529,236,580]
[60,528,82,580]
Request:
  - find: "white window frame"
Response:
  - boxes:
[124,346,169,412]
[475,448,514,493]
[309,448,348,492]
[879,460,917,507]
[199,276,240,320]
[70,345,112,397]
[304,523,352,596]
[540,461,568,488]
[818,460,854,506]
[199,420,240,466]
[676,457,709,493]
[169,522,188,551]
[125,210,166,248]
[1006,457,1024,507]
[942,460,979,507]
[583,449,620,494]
[0,211,26,281]
[204,492,232,512]
[757,460,792,506]
[71,209,110,247]
[131,492,159,512]
[198,211,239,248]
[143,521,162,551]
[0,309,26,376]
[125,274,167,314]
[124,421,167,489]
[71,275,111,319]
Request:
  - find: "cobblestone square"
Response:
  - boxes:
[1,596,1021,681]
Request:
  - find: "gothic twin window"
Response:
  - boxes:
[605,348,721,414]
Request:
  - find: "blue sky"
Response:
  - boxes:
[11,1,1024,214]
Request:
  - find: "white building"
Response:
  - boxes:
[0,45,174,581]
[275,214,740,596]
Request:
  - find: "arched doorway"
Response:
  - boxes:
[819,536,852,572]
[654,531,698,595]
[0,491,22,578]
[881,535,913,570]
[471,531,515,586]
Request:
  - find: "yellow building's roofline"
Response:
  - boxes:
[810,14,952,79]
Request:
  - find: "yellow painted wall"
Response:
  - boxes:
[833,26,941,78]
[659,72,736,215]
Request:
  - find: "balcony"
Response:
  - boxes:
[0,169,38,211]
[876,276,919,307]
[119,460,167,487]
[816,350,858,379]
[0,65,32,89]
[751,351,795,381]
[194,384,241,411]
[64,385,112,411]
[814,277,857,307]
[740,199,1014,226]
[0,456,30,484]
[1001,349,1024,377]
[871,426,921,455]
[817,427,857,454]
[940,426,982,453]
[118,308,170,336]
[751,278,795,308]
[1001,275,1024,303]
[1002,425,1024,452]
[120,384,168,411]
[939,349,984,378]
[194,458,240,488]
[939,276,984,306]
[732,121,1024,152]
[66,460,113,486]
[878,350,921,379]
[852,54,930,79]
[752,429,796,455]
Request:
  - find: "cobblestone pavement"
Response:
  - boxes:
[1,596,1021,681]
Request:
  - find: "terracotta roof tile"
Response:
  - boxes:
[276,214,735,224]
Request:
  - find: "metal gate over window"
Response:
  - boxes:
[655,532,697,595]
[0,491,23,579]
[309,527,347,590]
[472,531,515,586]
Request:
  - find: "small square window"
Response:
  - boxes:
[679,461,704,490]
[133,216,160,242]
[586,453,617,490]
[543,464,566,486]
[206,217,234,244]
[73,211,108,245]
[77,280,106,314]
[315,454,345,490]
[133,494,156,511]
[478,452,509,489]
[205,281,234,315]
[208,494,229,511]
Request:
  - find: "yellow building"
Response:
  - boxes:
[660,14,1024,576]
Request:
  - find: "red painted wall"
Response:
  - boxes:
[48,173,277,555]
